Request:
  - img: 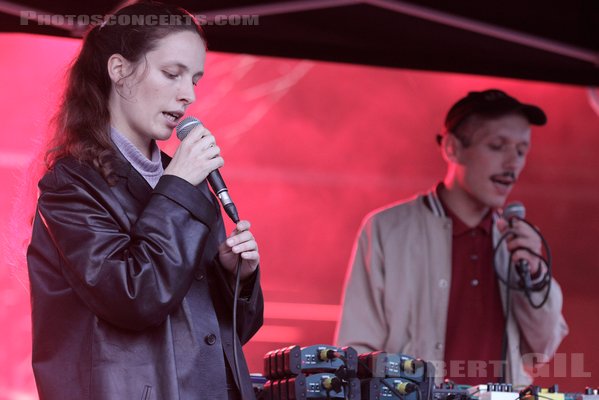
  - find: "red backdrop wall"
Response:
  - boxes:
[1,33,597,399]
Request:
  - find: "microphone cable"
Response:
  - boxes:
[176,116,246,397]
[498,258,513,384]
[224,205,244,400]
[492,217,553,309]
[493,216,553,383]
[232,253,244,400]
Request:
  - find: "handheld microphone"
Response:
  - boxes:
[176,116,239,223]
[502,202,532,288]
[502,202,525,225]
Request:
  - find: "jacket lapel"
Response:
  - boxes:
[112,154,152,204]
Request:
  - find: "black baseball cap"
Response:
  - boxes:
[444,89,547,135]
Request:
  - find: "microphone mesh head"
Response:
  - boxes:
[503,202,526,220]
[176,116,202,140]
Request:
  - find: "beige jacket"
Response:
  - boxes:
[335,190,568,386]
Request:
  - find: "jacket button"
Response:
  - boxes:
[205,334,217,345]
[195,272,205,281]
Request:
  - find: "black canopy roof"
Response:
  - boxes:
[2,0,598,85]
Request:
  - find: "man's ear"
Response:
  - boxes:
[441,133,462,163]
[107,54,129,85]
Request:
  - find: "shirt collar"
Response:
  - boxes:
[435,184,493,236]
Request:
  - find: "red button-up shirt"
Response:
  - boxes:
[441,197,506,385]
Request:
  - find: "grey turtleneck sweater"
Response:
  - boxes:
[110,127,164,188]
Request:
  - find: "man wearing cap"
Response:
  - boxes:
[335,89,568,386]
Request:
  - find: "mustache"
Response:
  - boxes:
[496,171,516,180]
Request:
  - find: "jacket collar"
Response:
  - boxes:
[426,182,500,226]
[112,147,172,204]
[426,184,447,218]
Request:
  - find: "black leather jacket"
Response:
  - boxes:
[27,154,263,399]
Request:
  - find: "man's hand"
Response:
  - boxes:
[497,217,544,275]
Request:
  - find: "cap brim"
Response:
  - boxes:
[477,101,547,126]
[444,94,547,133]
[519,104,547,126]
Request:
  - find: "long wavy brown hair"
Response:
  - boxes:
[45,1,206,184]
